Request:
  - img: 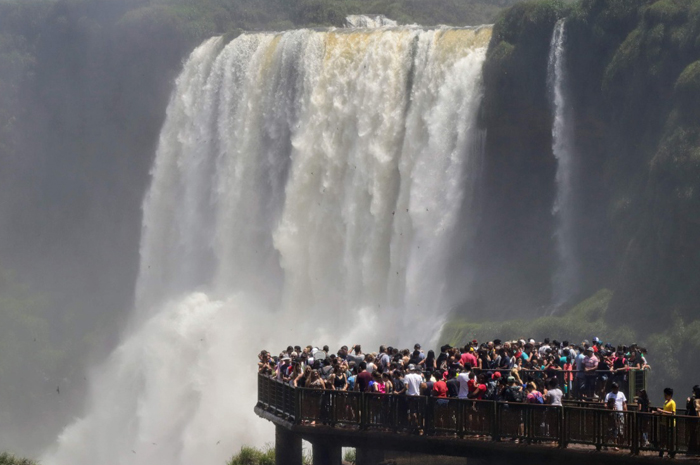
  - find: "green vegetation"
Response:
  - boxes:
[473,0,700,332]
[443,288,700,399]
[227,446,275,465]
[0,452,38,465]
[343,448,356,464]
[0,267,71,444]
[226,445,314,465]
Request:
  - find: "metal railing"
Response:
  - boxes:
[257,374,700,457]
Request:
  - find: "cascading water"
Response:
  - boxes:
[548,19,579,309]
[43,24,491,465]
[345,15,397,28]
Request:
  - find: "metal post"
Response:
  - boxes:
[595,408,602,451]
[356,448,384,465]
[426,397,435,435]
[631,411,639,455]
[559,406,566,448]
[360,392,367,431]
[275,426,302,465]
[294,387,302,424]
[311,441,341,465]
[489,401,501,441]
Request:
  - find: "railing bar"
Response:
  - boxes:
[256,373,678,456]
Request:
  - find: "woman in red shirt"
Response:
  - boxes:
[468,374,488,400]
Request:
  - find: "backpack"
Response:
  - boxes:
[320,365,333,380]
[534,392,544,404]
[505,386,524,403]
[484,381,498,400]
[687,396,697,416]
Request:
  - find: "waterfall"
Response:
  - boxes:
[43,24,491,465]
[548,19,579,309]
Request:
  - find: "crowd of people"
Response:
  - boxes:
[258,338,700,455]
[260,338,700,407]
[259,338,656,400]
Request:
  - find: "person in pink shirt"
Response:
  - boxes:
[583,348,599,398]
[461,345,478,368]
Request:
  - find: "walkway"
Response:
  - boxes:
[255,374,700,465]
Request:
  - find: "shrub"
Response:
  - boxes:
[343,448,356,464]
[227,446,275,465]
[0,452,38,465]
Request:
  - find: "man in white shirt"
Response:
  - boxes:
[457,369,472,399]
[604,382,627,411]
[545,378,564,406]
[405,365,423,396]
[604,382,627,450]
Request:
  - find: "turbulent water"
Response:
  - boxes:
[345,14,398,28]
[547,19,579,309]
[44,24,491,465]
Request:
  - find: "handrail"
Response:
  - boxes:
[257,374,698,457]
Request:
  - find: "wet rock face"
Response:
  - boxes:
[469,0,700,328]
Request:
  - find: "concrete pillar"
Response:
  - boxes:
[275,426,302,465]
[311,441,341,465]
[356,448,384,465]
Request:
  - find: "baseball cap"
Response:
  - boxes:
[507,376,515,383]
[408,364,416,371]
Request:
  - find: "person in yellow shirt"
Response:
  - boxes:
[659,388,677,414]
[656,388,676,457]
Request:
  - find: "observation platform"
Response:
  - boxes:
[255,374,700,465]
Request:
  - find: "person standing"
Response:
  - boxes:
[574,346,586,398]
[404,365,424,433]
[446,368,460,398]
[414,343,426,361]
[657,387,677,415]
[457,367,472,399]
[378,346,391,370]
[461,345,478,368]
[347,345,364,366]
[582,348,599,398]
[354,362,372,393]
[433,372,448,398]
[656,387,676,457]
[404,365,423,396]
[686,385,700,454]
[545,378,563,406]
[636,389,651,447]
[604,382,627,450]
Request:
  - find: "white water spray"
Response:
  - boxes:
[548,19,579,309]
[344,15,398,28]
[44,24,491,465]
